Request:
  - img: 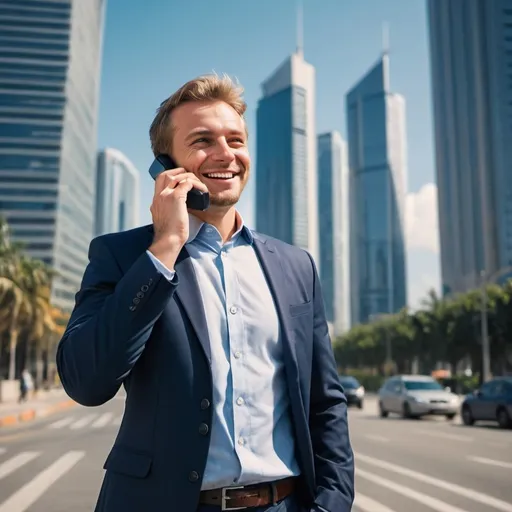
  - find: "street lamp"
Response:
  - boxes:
[479,266,512,383]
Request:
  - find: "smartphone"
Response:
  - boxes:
[148,154,210,211]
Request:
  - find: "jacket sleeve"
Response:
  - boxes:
[56,236,179,407]
[306,252,355,512]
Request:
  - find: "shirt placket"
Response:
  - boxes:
[221,244,251,477]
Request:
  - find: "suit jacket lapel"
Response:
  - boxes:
[252,235,298,367]
[172,248,212,364]
[144,225,211,363]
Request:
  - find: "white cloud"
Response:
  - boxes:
[404,182,441,310]
[405,182,440,254]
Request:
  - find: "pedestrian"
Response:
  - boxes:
[56,74,354,512]
[18,368,33,403]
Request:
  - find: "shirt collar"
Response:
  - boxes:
[186,210,253,245]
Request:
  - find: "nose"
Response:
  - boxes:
[211,138,236,163]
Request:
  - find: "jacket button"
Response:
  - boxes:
[188,471,199,482]
[200,398,210,410]
[198,423,209,435]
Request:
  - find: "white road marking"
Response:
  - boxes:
[364,434,389,443]
[356,467,468,512]
[357,453,512,511]
[0,451,85,512]
[467,456,512,470]
[48,416,75,429]
[91,412,113,428]
[354,492,396,511]
[418,429,473,442]
[111,415,122,426]
[0,452,40,480]
[70,413,97,429]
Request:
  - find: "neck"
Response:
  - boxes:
[190,206,238,242]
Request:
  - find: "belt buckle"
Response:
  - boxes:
[221,485,246,511]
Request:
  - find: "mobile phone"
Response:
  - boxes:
[148,154,210,211]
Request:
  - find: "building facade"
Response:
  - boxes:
[317,131,350,335]
[0,0,106,311]
[255,50,319,264]
[428,0,512,293]
[346,54,408,325]
[95,148,140,236]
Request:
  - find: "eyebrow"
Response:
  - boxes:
[185,129,246,142]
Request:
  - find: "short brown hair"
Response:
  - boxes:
[149,73,247,156]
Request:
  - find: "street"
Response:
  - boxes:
[0,395,510,511]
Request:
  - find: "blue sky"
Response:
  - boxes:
[97,0,440,309]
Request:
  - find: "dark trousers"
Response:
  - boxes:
[197,493,301,512]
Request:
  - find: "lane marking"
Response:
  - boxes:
[467,456,512,470]
[48,417,75,429]
[356,453,512,511]
[91,413,113,428]
[70,414,97,429]
[354,492,396,511]
[111,415,122,426]
[356,467,468,512]
[364,434,389,443]
[417,429,473,443]
[0,451,85,512]
[0,452,40,480]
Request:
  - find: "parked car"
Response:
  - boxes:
[378,374,460,419]
[460,376,512,428]
[339,375,365,409]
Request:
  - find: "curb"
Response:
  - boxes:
[0,398,76,428]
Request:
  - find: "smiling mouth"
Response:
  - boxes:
[203,172,238,180]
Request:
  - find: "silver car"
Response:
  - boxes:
[378,375,460,419]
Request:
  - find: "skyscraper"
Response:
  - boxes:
[346,53,407,325]
[0,0,106,312]
[255,48,319,264]
[428,0,512,294]
[317,131,350,335]
[95,148,140,236]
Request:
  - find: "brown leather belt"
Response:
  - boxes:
[199,477,296,510]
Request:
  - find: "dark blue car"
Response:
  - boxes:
[461,376,512,428]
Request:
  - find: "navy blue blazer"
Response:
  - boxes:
[56,224,354,512]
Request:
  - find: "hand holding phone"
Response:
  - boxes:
[147,155,209,268]
[148,155,210,211]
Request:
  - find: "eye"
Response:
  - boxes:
[229,138,245,145]
[192,137,209,145]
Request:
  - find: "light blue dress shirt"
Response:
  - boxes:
[146,213,301,491]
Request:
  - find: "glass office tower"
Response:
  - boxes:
[95,148,140,236]
[255,50,319,264]
[0,0,106,311]
[318,131,350,335]
[346,53,407,325]
[428,0,512,294]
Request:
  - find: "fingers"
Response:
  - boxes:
[156,170,208,195]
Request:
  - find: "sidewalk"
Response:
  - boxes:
[0,388,76,428]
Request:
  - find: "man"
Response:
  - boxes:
[57,74,354,512]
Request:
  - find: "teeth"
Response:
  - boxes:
[205,173,234,179]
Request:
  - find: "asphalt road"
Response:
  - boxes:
[0,395,510,511]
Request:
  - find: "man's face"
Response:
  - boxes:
[170,100,250,208]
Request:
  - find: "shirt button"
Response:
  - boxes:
[236,397,245,406]
[230,306,237,314]
[198,423,209,435]
[200,398,210,410]
[188,471,199,482]
[234,351,241,359]
[238,437,245,446]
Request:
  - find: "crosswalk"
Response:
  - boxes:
[47,412,122,430]
[0,444,510,511]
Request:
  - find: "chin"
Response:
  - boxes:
[210,193,241,208]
